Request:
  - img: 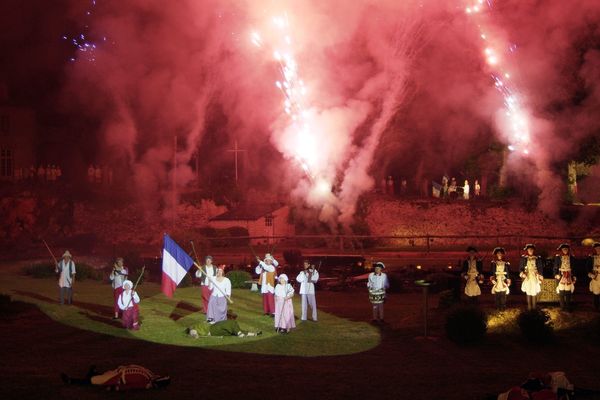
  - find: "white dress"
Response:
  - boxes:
[521,257,541,296]
[464,260,481,297]
[589,255,600,295]
[491,261,510,294]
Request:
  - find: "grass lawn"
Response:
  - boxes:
[0,266,380,357]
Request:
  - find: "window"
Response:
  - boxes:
[0,115,9,135]
[265,215,273,227]
[0,148,14,178]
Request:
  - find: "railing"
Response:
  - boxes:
[193,234,589,254]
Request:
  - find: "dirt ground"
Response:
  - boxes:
[1,289,600,400]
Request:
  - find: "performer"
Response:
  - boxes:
[61,365,170,390]
[519,244,544,310]
[206,265,231,323]
[463,179,470,200]
[195,255,216,314]
[109,257,128,319]
[117,280,140,330]
[274,274,295,333]
[368,262,389,324]
[186,320,262,338]
[255,253,278,316]
[462,246,483,303]
[490,247,511,311]
[588,242,600,311]
[55,250,76,305]
[553,243,576,312]
[296,259,319,322]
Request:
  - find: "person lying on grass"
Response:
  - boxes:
[186,319,262,338]
[61,365,170,391]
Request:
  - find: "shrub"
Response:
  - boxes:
[445,306,488,345]
[517,309,554,343]
[75,263,104,281]
[226,270,253,289]
[23,262,56,278]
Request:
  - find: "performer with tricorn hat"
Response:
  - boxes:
[490,247,511,311]
[519,244,544,310]
[553,243,576,312]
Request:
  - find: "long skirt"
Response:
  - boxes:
[521,278,541,296]
[200,285,212,313]
[207,296,227,323]
[274,296,295,330]
[113,287,123,315]
[262,292,275,314]
[122,306,139,330]
[590,278,600,295]
[465,280,481,297]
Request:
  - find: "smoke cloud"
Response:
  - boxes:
[55,0,600,225]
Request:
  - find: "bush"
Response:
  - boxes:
[445,306,488,345]
[226,270,253,289]
[23,262,56,278]
[75,263,104,281]
[517,309,554,343]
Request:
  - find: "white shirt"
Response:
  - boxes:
[367,272,389,291]
[255,259,278,294]
[296,270,319,295]
[118,290,140,310]
[274,283,294,299]
[195,265,216,286]
[110,267,128,289]
[209,277,231,298]
[57,260,76,288]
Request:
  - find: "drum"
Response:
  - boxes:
[369,289,386,304]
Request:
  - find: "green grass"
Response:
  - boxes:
[0,268,380,357]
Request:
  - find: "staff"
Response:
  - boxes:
[191,241,233,304]
[42,239,59,271]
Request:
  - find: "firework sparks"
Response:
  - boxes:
[62,0,107,63]
[251,13,319,182]
[464,0,531,155]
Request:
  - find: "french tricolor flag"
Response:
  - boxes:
[161,234,194,298]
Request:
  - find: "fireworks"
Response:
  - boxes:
[464,0,531,155]
[251,14,318,181]
[62,0,107,63]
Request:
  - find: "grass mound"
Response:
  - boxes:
[0,269,379,357]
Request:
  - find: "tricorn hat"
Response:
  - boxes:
[62,250,72,258]
[264,253,273,261]
[466,246,478,253]
[523,244,536,251]
[492,247,505,255]
[556,243,570,251]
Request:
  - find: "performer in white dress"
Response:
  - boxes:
[553,243,576,312]
[274,274,295,333]
[519,244,544,310]
[490,247,511,311]
[367,262,389,324]
[296,259,319,322]
[588,242,600,311]
[462,246,483,303]
[206,266,231,323]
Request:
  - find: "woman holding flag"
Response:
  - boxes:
[206,265,231,323]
